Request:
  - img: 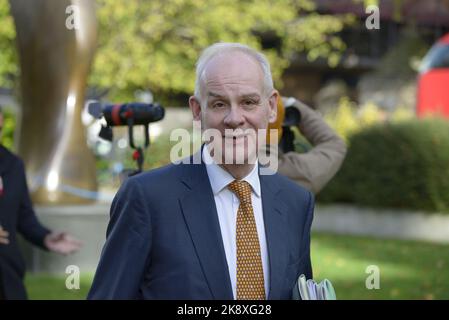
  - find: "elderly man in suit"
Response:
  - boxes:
[88,42,314,300]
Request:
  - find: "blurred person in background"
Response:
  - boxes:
[0,106,82,300]
[271,97,347,194]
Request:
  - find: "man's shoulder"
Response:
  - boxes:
[126,160,200,190]
[264,172,311,197]
[0,145,19,160]
[0,145,24,172]
[129,162,176,183]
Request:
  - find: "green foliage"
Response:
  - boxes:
[319,118,449,213]
[0,0,17,88]
[324,97,414,143]
[82,0,351,101]
[0,108,16,150]
[0,0,353,102]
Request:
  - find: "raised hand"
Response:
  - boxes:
[44,231,83,255]
[0,225,9,245]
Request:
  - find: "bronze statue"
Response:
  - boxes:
[10,0,98,204]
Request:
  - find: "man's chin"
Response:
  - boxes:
[206,140,258,165]
[221,146,257,165]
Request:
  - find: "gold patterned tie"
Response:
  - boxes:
[228,180,265,300]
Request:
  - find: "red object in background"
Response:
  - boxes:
[132,150,140,160]
[417,33,449,118]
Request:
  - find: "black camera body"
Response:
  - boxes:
[280,104,301,153]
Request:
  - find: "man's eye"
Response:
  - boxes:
[212,102,225,108]
[243,100,256,106]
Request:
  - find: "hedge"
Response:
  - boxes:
[318,118,449,213]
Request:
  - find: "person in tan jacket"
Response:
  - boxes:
[273,97,347,194]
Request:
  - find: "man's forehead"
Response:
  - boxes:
[207,91,261,99]
[204,51,263,79]
[207,50,258,66]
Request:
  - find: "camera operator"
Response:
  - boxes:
[274,97,347,194]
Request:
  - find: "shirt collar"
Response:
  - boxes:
[202,145,261,197]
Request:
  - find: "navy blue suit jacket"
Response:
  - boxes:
[0,145,50,299]
[88,157,314,300]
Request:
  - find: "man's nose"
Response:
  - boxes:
[223,105,245,128]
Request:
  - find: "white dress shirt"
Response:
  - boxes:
[202,146,270,299]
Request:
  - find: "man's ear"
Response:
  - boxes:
[189,96,202,121]
[268,90,279,123]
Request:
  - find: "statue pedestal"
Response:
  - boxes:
[20,203,111,275]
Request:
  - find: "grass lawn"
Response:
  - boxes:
[25,232,449,300]
[25,273,93,300]
[311,233,449,299]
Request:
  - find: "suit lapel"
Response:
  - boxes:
[178,151,290,300]
[259,173,290,300]
[179,160,233,300]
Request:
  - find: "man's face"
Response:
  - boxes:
[189,52,278,165]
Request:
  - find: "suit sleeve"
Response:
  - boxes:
[301,190,314,280]
[16,159,51,249]
[87,177,152,299]
[278,100,347,194]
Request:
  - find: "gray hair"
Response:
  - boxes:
[194,42,274,103]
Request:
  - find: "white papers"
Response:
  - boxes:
[292,274,337,300]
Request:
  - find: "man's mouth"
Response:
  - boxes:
[223,133,247,139]
[223,135,247,142]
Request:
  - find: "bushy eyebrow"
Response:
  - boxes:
[206,93,227,106]
[207,92,261,99]
[207,92,225,99]
[241,93,261,100]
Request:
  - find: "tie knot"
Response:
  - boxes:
[228,180,252,204]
